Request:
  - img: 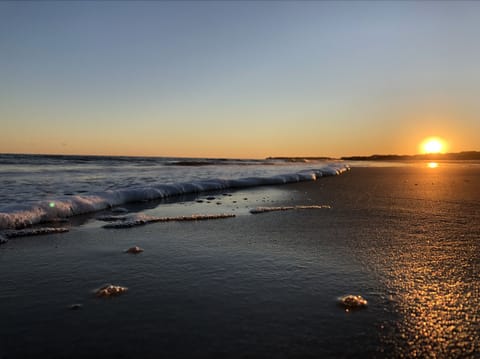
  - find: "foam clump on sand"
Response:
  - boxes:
[125,246,144,254]
[3,227,69,238]
[95,285,128,297]
[250,205,331,214]
[0,234,8,245]
[338,295,368,310]
[103,213,236,228]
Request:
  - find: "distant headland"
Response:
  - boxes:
[268,151,480,162]
[340,151,480,161]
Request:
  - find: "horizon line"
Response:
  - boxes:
[1,150,479,161]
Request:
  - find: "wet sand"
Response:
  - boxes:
[0,163,478,358]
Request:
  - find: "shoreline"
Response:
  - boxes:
[0,165,478,358]
[0,163,349,231]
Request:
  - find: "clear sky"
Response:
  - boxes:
[1,1,479,158]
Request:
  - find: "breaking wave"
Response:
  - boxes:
[0,164,349,230]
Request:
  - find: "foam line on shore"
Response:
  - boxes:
[0,164,349,230]
[250,205,331,214]
[3,227,70,238]
[103,213,236,228]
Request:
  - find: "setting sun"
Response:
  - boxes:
[420,137,447,154]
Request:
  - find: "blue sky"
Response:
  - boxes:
[1,1,479,157]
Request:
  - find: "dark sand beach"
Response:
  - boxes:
[0,163,479,358]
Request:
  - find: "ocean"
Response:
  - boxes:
[0,154,348,231]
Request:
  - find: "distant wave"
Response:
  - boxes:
[0,164,349,230]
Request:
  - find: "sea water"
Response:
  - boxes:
[0,154,348,230]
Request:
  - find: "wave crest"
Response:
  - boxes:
[0,164,349,230]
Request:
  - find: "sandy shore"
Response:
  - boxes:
[0,163,478,358]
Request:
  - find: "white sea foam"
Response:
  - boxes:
[0,163,349,230]
[3,227,70,238]
[103,213,236,228]
[250,205,331,214]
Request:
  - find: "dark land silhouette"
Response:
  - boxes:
[268,151,480,162]
[341,151,480,161]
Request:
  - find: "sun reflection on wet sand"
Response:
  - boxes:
[386,167,479,357]
[427,162,439,168]
[349,165,480,357]
[390,240,478,357]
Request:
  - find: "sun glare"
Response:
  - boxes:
[420,137,446,154]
